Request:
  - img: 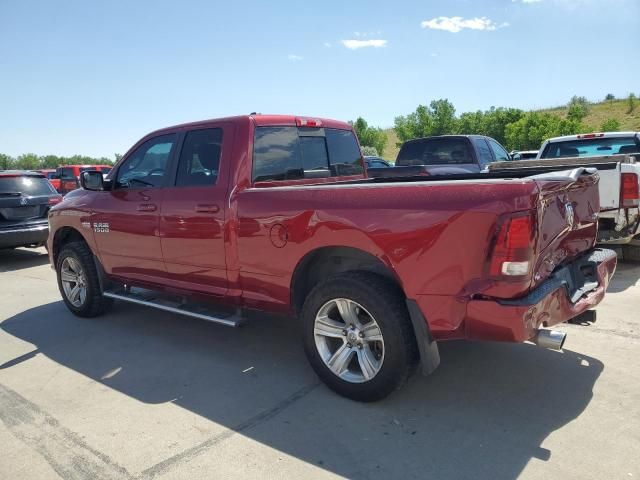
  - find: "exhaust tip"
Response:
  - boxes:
[533,329,567,351]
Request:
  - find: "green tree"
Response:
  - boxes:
[504,112,583,151]
[605,93,615,102]
[0,154,15,170]
[457,111,484,135]
[393,99,457,143]
[15,153,40,170]
[351,117,388,156]
[567,95,589,122]
[600,118,621,132]
[360,146,379,156]
[628,93,637,113]
[455,107,524,146]
[394,104,434,143]
[429,99,457,135]
[41,155,62,168]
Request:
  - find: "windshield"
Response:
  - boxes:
[396,138,474,166]
[0,176,57,196]
[541,137,640,158]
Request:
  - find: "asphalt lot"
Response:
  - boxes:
[1,247,639,480]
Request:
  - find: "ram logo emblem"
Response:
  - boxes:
[565,202,575,229]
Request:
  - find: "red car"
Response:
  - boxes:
[47,114,616,401]
[35,168,61,192]
[56,164,113,194]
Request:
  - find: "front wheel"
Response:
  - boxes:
[301,272,418,402]
[56,241,112,317]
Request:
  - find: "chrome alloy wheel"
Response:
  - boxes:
[313,298,385,383]
[60,256,88,307]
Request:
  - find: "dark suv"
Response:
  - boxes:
[0,171,62,249]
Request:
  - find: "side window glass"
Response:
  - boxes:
[473,138,493,166]
[115,134,176,189]
[176,128,223,186]
[326,129,364,176]
[488,139,510,162]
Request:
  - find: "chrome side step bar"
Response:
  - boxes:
[103,287,243,327]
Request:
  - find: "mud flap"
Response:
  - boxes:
[405,299,441,376]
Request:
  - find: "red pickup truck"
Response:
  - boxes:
[47,114,617,401]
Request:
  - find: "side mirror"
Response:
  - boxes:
[80,170,104,191]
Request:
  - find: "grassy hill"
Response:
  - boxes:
[380,98,640,161]
[540,98,640,131]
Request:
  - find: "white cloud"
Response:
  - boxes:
[341,39,387,49]
[287,54,303,61]
[323,42,332,48]
[421,16,508,33]
[353,30,383,38]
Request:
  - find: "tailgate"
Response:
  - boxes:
[531,168,600,288]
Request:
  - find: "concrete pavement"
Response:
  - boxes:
[1,247,639,480]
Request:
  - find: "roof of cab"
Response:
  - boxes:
[145,114,353,137]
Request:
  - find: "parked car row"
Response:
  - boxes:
[33,164,113,194]
[0,164,112,250]
[43,114,618,402]
[364,131,640,255]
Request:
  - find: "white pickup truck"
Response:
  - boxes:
[490,132,640,260]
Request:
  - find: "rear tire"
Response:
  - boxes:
[56,241,112,317]
[301,272,418,402]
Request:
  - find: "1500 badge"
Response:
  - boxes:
[93,222,110,233]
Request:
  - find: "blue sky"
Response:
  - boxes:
[1,0,638,158]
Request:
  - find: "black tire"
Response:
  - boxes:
[56,241,113,317]
[622,244,640,262]
[301,272,418,402]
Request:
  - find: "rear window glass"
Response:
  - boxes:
[396,138,473,166]
[541,137,640,158]
[0,176,56,196]
[252,127,363,182]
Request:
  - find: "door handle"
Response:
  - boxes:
[137,203,157,212]
[195,204,219,213]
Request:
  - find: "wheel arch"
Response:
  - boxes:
[290,246,403,315]
[52,226,91,266]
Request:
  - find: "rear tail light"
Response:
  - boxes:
[296,117,322,127]
[621,173,639,208]
[48,195,63,205]
[488,212,536,277]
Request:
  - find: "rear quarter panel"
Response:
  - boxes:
[233,179,540,312]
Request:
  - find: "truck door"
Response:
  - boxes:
[159,125,232,296]
[91,133,177,282]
